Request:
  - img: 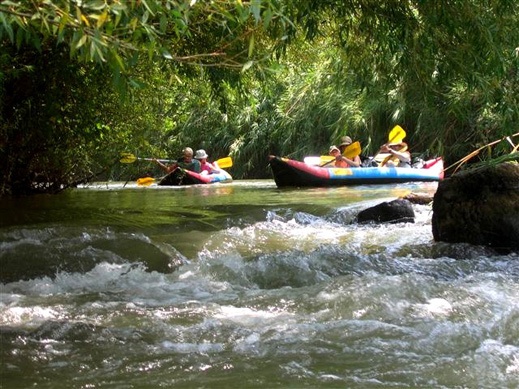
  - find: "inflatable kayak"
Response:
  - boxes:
[158,167,232,186]
[269,156,444,187]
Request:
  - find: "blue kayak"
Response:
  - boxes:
[269,156,444,187]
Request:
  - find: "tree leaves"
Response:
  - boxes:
[0,0,285,83]
[1,0,518,194]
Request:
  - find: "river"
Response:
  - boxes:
[1,180,518,388]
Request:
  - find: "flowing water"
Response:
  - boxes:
[1,180,518,388]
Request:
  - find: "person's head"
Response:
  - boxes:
[388,142,408,152]
[339,136,352,151]
[183,147,194,161]
[194,149,209,161]
[329,145,341,156]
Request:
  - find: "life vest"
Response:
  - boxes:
[200,161,213,173]
[380,144,410,167]
[334,159,349,168]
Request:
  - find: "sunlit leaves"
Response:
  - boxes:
[0,0,287,80]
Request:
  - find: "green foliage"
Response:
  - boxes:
[334,0,518,165]
[0,43,125,194]
[1,0,518,193]
[0,0,289,86]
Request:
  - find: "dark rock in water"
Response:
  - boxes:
[432,162,519,253]
[0,234,182,284]
[357,199,415,224]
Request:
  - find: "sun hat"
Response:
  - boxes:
[194,149,209,159]
[329,145,340,153]
[339,136,352,146]
[183,147,194,156]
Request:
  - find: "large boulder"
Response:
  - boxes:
[357,199,415,224]
[432,162,519,253]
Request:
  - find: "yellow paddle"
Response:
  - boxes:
[213,156,233,169]
[120,153,171,164]
[343,141,362,158]
[319,141,362,166]
[120,153,233,168]
[373,125,407,164]
[136,177,156,186]
[388,125,406,144]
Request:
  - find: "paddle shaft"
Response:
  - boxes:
[120,153,174,164]
[121,153,232,168]
[139,157,174,163]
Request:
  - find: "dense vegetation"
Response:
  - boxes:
[0,0,518,195]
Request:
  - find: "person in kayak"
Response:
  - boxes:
[194,149,220,175]
[154,147,201,173]
[379,142,411,167]
[329,141,361,168]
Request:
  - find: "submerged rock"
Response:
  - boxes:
[0,234,181,283]
[432,162,519,253]
[357,199,415,224]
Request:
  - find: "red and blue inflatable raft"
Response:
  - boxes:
[268,156,444,187]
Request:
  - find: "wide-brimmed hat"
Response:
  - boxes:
[340,136,352,146]
[194,149,209,159]
[329,145,340,153]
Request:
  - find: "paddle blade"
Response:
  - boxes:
[216,156,232,169]
[120,153,137,164]
[137,177,155,186]
[320,156,335,164]
[343,141,361,158]
[388,125,406,144]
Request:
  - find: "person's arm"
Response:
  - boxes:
[209,162,221,173]
[336,155,360,167]
[387,149,411,163]
[154,159,176,173]
[354,155,362,165]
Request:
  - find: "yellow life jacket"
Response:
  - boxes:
[380,144,409,167]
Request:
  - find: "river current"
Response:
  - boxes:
[1,180,518,388]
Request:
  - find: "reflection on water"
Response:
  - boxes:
[1,180,518,388]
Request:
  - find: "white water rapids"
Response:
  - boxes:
[1,181,518,388]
